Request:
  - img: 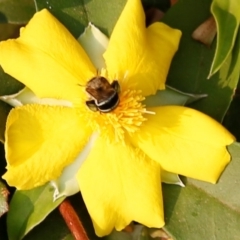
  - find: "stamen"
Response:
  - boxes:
[86,87,146,142]
[123,70,129,79]
[142,110,156,115]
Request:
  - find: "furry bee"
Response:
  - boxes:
[85,76,120,113]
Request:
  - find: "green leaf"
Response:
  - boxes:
[105,225,171,240]
[23,194,99,240]
[223,89,240,141]
[105,230,132,240]
[163,0,240,122]
[0,0,35,24]
[141,0,170,12]
[0,69,24,142]
[105,225,152,240]
[0,181,9,217]
[62,234,75,240]
[7,183,65,240]
[163,142,240,239]
[0,68,24,97]
[209,0,240,77]
[35,0,127,38]
[0,101,10,143]
[0,24,21,41]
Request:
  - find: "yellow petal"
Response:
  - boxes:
[131,106,235,183]
[77,136,164,237]
[104,0,181,96]
[3,104,91,189]
[0,9,95,103]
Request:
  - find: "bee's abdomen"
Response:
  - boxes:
[97,92,119,113]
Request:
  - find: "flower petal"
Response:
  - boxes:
[131,106,235,183]
[104,0,181,96]
[78,23,109,70]
[0,87,72,107]
[3,104,91,189]
[77,136,164,237]
[0,9,95,103]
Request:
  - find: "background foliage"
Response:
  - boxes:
[0,0,240,239]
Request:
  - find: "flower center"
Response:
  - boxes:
[86,88,147,142]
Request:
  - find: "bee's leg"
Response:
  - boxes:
[111,80,120,93]
[86,100,98,112]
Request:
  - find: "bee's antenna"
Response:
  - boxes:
[96,69,100,77]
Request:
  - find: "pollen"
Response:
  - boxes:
[85,88,148,142]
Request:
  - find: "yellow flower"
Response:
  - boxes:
[0,0,235,236]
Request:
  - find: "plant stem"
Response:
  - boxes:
[59,199,89,240]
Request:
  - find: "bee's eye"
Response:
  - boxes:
[86,100,98,112]
[111,80,120,93]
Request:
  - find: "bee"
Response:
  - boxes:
[85,76,120,113]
